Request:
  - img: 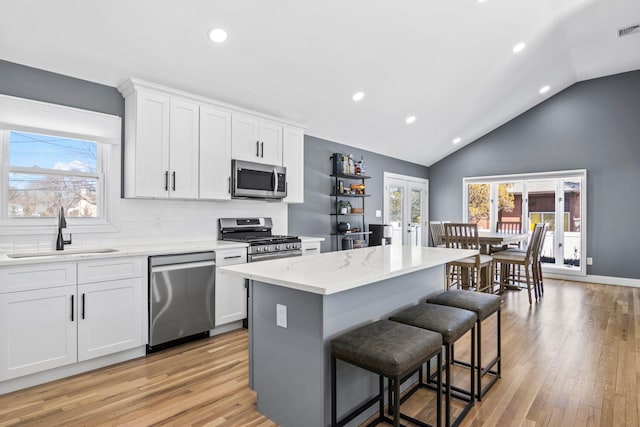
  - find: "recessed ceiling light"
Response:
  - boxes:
[405,115,416,124]
[539,85,550,94]
[452,137,462,144]
[512,42,526,53]
[352,92,365,102]
[478,0,488,3]
[208,28,228,43]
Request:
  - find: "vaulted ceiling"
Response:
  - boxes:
[1,0,639,165]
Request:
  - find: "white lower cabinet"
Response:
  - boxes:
[215,248,248,326]
[77,278,143,362]
[0,257,144,382]
[0,285,77,380]
[301,241,321,256]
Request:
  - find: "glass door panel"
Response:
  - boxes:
[408,186,423,246]
[497,182,520,227]
[563,177,582,268]
[468,183,490,230]
[388,182,404,246]
[527,180,556,266]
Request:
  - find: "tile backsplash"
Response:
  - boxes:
[0,198,288,253]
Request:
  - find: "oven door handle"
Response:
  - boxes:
[151,260,215,273]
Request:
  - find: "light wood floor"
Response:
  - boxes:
[0,278,638,426]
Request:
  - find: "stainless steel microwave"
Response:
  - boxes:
[231,159,287,199]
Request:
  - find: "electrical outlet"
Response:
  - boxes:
[375,210,382,218]
[276,304,287,328]
[587,257,593,265]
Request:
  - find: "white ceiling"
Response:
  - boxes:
[1,0,639,166]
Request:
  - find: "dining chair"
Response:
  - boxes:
[491,221,523,252]
[491,223,544,304]
[532,223,547,296]
[429,221,446,247]
[444,223,494,293]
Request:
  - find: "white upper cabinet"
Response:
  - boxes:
[199,105,232,200]
[122,87,199,199]
[232,114,283,166]
[119,78,304,201]
[168,98,200,199]
[127,90,171,199]
[283,126,304,203]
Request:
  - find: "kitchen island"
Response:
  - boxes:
[220,245,476,427]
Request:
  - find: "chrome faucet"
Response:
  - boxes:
[56,207,72,250]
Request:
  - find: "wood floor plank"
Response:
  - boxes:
[0,278,638,427]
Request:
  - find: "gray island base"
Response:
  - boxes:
[220,245,476,427]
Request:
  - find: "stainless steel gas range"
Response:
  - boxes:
[218,217,302,262]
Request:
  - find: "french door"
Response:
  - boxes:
[464,170,586,275]
[383,173,428,246]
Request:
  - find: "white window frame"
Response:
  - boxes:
[463,169,587,276]
[0,94,121,235]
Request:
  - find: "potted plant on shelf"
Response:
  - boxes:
[337,200,352,214]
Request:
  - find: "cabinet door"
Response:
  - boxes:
[231,113,261,163]
[77,278,143,362]
[169,98,200,199]
[215,273,247,326]
[133,90,171,198]
[0,286,77,381]
[258,120,283,166]
[215,248,248,326]
[283,126,304,203]
[199,105,232,200]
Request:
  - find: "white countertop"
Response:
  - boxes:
[298,236,325,243]
[0,240,248,266]
[219,245,477,295]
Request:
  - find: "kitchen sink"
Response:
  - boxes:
[6,248,119,258]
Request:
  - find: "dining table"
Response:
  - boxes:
[476,231,530,254]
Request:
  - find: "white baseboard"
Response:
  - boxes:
[544,272,640,288]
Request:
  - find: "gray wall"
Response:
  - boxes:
[0,60,124,117]
[429,70,640,280]
[288,135,429,252]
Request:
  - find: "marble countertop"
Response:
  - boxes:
[298,236,325,243]
[0,240,248,266]
[219,245,477,295]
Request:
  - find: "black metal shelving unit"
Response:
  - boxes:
[330,155,370,251]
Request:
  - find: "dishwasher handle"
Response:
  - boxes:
[151,260,215,273]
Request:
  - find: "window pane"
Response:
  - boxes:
[9,131,97,172]
[497,182,520,226]
[9,173,98,217]
[389,185,403,225]
[468,183,490,230]
[410,189,421,224]
[564,177,581,267]
[528,180,556,265]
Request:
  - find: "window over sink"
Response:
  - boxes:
[0,94,121,235]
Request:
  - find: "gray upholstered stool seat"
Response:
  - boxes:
[426,290,502,400]
[390,303,477,427]
[331,319,442,427]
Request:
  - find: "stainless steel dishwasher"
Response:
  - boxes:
[148,252,215,352]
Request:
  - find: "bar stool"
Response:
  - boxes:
[426,289,501,400]
[331,319,442,427]
[390,303,476,427]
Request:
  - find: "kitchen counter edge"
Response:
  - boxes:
[0,241,249,266]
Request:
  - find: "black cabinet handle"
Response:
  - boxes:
[228,177,231,194]
[71,295,74,322]
[82,293,85,320]
[261,142,264,158]
[172,171,176,191]
[224,255,243,260]
[256,141,260,157]
[164,171,169,191]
